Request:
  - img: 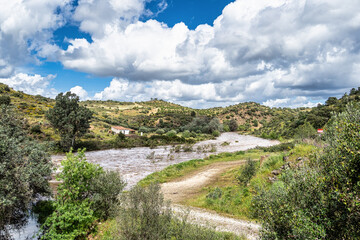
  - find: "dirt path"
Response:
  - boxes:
[161,160,261,240]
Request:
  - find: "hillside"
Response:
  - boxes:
[0,83,359,150]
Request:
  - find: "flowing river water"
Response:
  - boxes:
[11,133,278,239]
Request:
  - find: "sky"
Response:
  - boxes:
[0,0,359,109]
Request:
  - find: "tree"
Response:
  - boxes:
[46,92,93,150]
[0,106,52,239]
[229,119,238,132]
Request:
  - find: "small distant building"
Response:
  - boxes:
[111,126,136,135]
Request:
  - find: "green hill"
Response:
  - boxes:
[0,82,359,150]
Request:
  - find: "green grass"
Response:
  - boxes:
[138,149,269,187]
[187,155,285,220]
[185,143,319,220]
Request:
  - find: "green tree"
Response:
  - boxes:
[46,92,93,150]
[0,106,52,239]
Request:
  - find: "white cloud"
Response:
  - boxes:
[262,96,321,109]
[54,0,360,107]
[0,0,72,77]
[2,0,360,107]
[69,86,88,100]
[0,73,57,97]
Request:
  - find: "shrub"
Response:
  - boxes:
[294,121,316,139]
[117,183,241,240]
[166,129,177,137]
[229,119,238,132]
[42,149,125,239]
[212,130,220,137]
[182,130,191,138]
[0,106,52,238]
[30,124,42,134]
[156,129,165,135]
[236,159,257,186]
[0,96,11,106]
[252,168,327,240]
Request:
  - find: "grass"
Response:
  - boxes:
[187,155,285,220]
[138,149,270,187]
[184,143,318,220]
[139,142,317,221]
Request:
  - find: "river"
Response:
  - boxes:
[10,133,278,239]
[51,133,279,188]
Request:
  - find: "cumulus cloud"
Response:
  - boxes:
[262,97,321,109]
[2,0,360,107]
[53,0,360,106]
[0,73,57,97]
[0,0,72,77]
[69,86,88,100]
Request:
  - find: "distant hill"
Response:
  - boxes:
[0,82,359,147]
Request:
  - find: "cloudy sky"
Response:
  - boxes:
[0,0,359,108]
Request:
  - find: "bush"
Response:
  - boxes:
[236,159,257,186]
[229,119,238,132]
[212,130,220,137]
[0,96,10,106]
[294,122,316,139]
[182,130,191,138]
[166,129,177,137]
[0,106,52,238]
[42,149,125,239]
[156,129,165,135]
[252,103,360,239]
[30,124,42,134]
[117,183,241,240]
[252,168,327,240]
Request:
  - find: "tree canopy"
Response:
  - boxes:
[46,92,93,150]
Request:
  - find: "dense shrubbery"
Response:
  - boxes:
[116,183,241,240]
[182,117,223,134]
[0,106,52,239]
[256,87,360,139]
[252,102,360,239]
[42,149,125,240]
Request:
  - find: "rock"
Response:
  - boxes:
[283,156,289,161]
[296,157,303,161]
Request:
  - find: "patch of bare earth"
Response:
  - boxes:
[161,160,260,240]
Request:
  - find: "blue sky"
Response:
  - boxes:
[0,0,359,108]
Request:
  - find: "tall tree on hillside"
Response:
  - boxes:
[46,92,93,150]
[0,106,52,239]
